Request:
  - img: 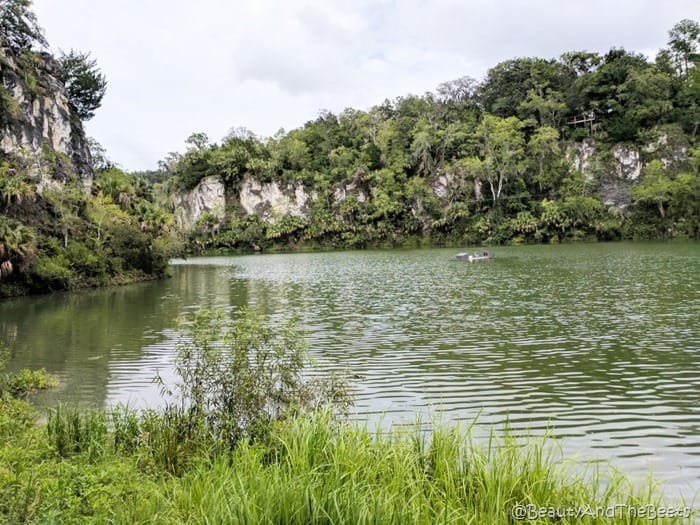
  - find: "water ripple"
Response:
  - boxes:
[3,243,699,500]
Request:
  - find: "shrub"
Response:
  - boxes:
[31,254,71,289]
[157,308,352,449]
[0,342,57,399]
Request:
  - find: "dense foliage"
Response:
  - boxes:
[159,20,699,253]
[157,308,352,450]
[0,149,182,297]
[0,1,180,297]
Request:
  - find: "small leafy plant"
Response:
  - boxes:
[157,307,352,448]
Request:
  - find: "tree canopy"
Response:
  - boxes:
[58,50,108,121]
[158,18,699,251]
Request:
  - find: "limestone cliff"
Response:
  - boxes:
[171,175,226,230]
[173,134,690,231]
[0,46,93,187]
[239,177,317,223]
[565,134,689,208]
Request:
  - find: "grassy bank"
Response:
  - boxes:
[0,398,694,524]
[1,309,696,523]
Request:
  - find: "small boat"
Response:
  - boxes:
[455,251,495,262]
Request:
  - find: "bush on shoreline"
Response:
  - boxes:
[0,314,696,523]
[1,402,695,524]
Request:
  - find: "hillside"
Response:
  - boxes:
[0,1,178,297]
[1,2,699,297]
[164,20,699,252]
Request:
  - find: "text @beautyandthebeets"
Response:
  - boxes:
[511,503,693,521]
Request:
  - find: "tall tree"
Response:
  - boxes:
[667,18,700,79]
[473,115,527,208]
[58,50,107,121]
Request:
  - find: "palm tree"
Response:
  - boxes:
[0,216,36,278]
[0,168,35,207]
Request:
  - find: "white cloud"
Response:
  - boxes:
[31,0,700,171]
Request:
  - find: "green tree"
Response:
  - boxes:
[473,115,527,208]
[159,308,351,446]
[670,169,700,236]
[85,193,128,245]
[410,121,436,177]
[43,182,85,247]
[518,86,567,129]
[667,18,700,79]
[576,48,651,141]
[478,58,573,121]
[618,68,673,131]
[87,137,115,172]
[0,162,34,207]
[528,126,565,193]
[58,50,107,121]
[0,215,35,277]
[632,160,674,218]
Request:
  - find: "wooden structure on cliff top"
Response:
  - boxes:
[568,112,598,135]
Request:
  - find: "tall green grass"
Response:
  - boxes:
[159,413,693,524]
[2,403,694,523]
[47,404,108,461]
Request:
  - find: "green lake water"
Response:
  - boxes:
[2,242,699,500]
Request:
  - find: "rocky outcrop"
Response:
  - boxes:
[567,139,597,176]
[432,174,453,199]
[173,131,692,229]
[0,47,92,187]
[611,145,642,182]
[332,182,366,204]
[567,134,689,208]
[239,177,315,224]
[172,175,226,230]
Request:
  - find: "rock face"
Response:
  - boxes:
[567,139,597,176]
[332,182,366,204]
[0,47,93,187]
[175,133,691,229]
[611,145,642,182]
[567,135,688,208]
[239,177,315,224]
[172,175,226,230]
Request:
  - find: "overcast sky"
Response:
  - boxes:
[32,0,699,172]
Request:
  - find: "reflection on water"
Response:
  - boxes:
[2,242,699,500]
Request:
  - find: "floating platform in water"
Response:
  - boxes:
[455,251,495,262]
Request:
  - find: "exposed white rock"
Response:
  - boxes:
[433,174,451,199]
[474,180,483,202]
[172,176,226,230]
[0,48,93,185]
[611,145,642,181]
[567,139,596,174]
[240,177,313,224]
[332,182,366,204]
[644,133,689,168]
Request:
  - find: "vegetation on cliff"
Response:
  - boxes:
[0,0,180,297]
[1,2,699,297]
[157,19,700,252]
[0,148,182,297]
